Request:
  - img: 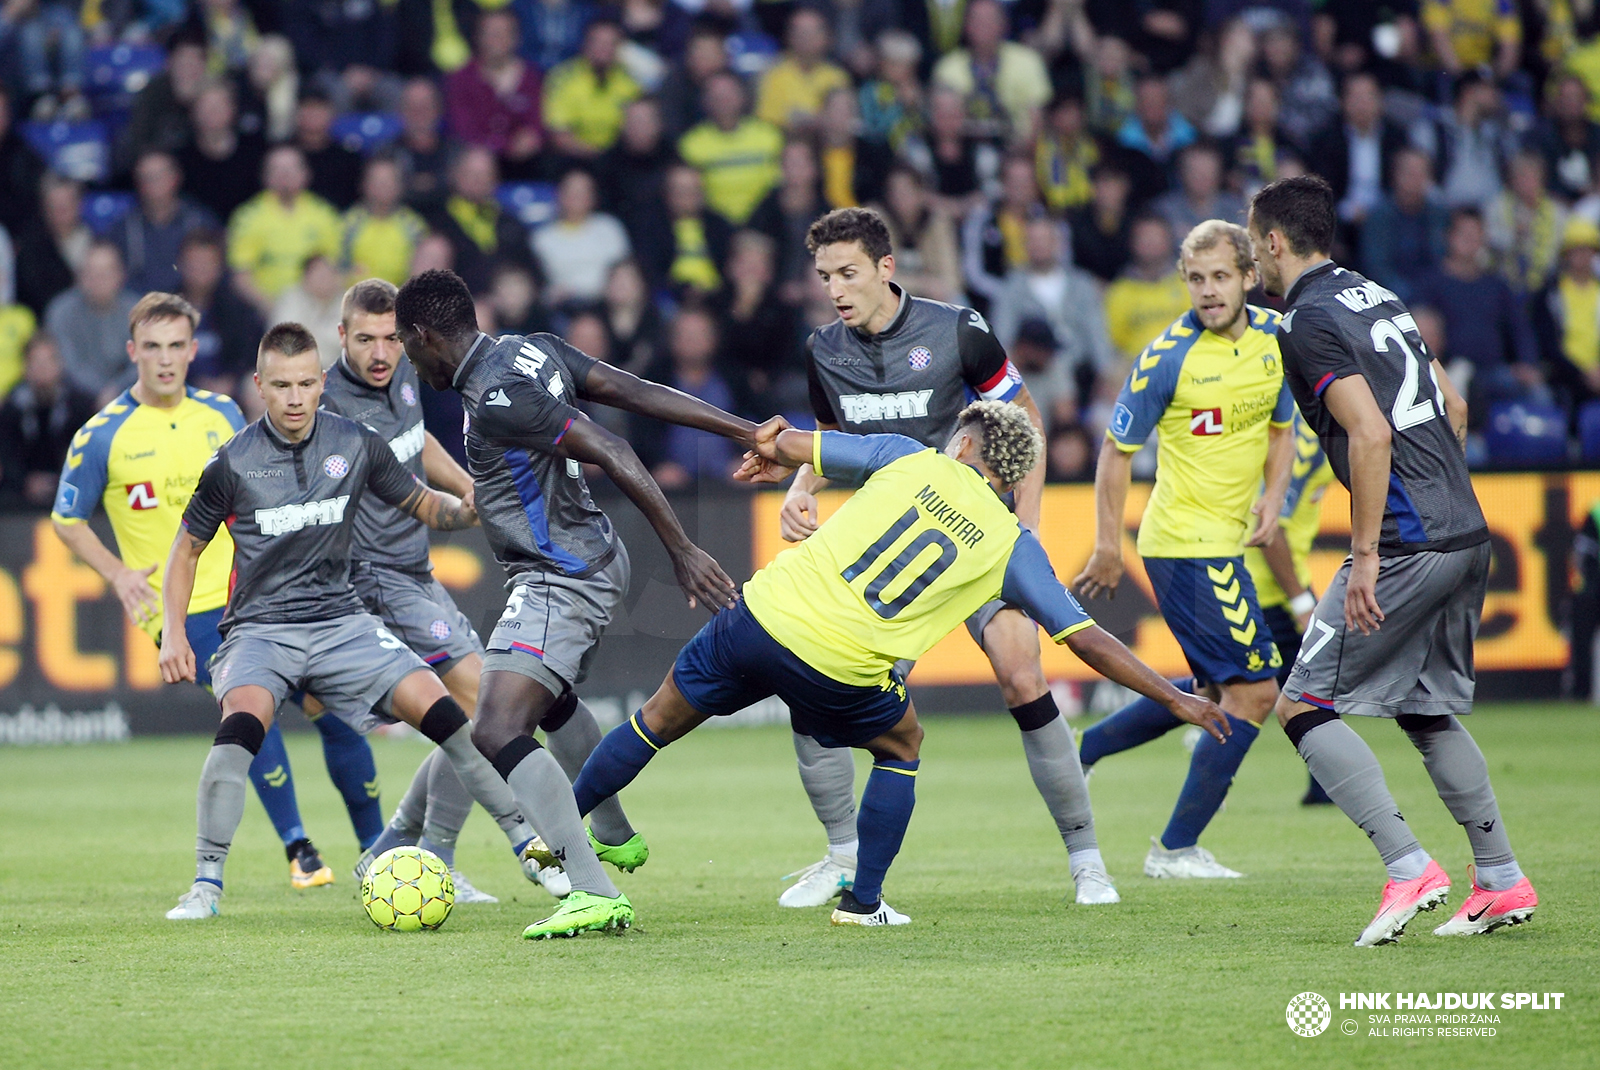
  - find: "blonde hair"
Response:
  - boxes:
[1178,219,1255,277]
[957,400,1042,487]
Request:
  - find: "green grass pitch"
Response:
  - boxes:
[1,704,1594,1069]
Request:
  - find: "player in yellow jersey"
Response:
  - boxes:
[568,401,1228,928]
[1073,220,1294,880]
[50,293,377,889]
[1242,409,1338,805]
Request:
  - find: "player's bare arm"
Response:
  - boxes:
[397,483,479,531]
[1064,624,1231,742]
[421,430,474,508]
[1431,358,1469,452]
[1010,386,1047,532]
[580,359,783,448]
[53,519,160,626]
[1073,438,1134,599]
[1248,421,1293,547]
[778,420,839,540]
[157,528,208,684]
[558,416,737,611]
[1322,374,1391,635]
[1260,528,1312,627]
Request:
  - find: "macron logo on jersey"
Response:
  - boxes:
[1333,280,1399,313]
[839,390,934,423]
[255,495,350,537]
[126,482,158,510]
[1190,409,1224,436]
[389,422,425,464]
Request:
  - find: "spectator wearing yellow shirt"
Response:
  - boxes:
[341,156,430,286]
[1486,150,1566,294]
[0,298,35,399]
[755,8,849,133]
[1103,215,1190,361]
[1423,0,1521,79]
[932,0,1051,141]
[1532,217,1600,416]
[543,19,642,162]
[679,71,784,227]
[227,144,342,314]
[1036,94,1100,213]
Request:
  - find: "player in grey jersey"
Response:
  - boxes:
[1249,176,1538,946]
[396,268,784,939]
[777,207,1116,908]
[155,323,549,926]
[323,279,577,904]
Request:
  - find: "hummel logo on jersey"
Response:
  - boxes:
[1190,408,1224,435]
[486,389,511,407]
[1333,280,1399,313]
[388,421,425,464]
[839,390,933,422]
[126,482,158,509]
[255,495,350,536]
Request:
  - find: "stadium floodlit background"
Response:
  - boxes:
[0,1,1597,1068]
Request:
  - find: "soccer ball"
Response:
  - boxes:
[360,847,454,932]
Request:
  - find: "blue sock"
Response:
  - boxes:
[853,759,919,906]
[313,713,384,850]
[1160,714,1260,850]
[1079,677,1194,767]
[249,723,306,846]
[573,712,663,817]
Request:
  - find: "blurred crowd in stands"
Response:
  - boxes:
[6,0,1600,505]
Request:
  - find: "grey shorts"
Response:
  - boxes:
[210,613,430,732]
[964,598,1013,649]
[1281,542,1490,718]
[351,562,482,675]
[482,542,630,695]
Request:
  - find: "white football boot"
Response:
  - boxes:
[449,869,499,904]
[165,883,221,920]
[830,900,911,926]
[1143,837,1244,879]
[1073,865,1122,904]
[778,854,856,907]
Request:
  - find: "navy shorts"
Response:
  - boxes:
[672,601,910,749]
[184,607,226,691]
[1144,556,1280,687]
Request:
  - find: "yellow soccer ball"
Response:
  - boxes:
[360,847,454,932]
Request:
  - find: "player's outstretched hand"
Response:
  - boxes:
[780,490,820,542]
[1345,550,1384,635]
[1072,547,1123,600]
[1169,692,1232,743]
[734,450,796,484]
[1246,495,1281,547]
[159,632,197,685]
[672,543,739,613]
[113,563,160,627]
[752,415,792,456]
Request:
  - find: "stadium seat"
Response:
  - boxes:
[726,32,778,76]
[1578,401,1600,463]
[497,182,558,229]
[1484,402,1570,467]
[20,119,111,183]
[82,191,137,235]
[331,112,403,155]
[85,44,166,112]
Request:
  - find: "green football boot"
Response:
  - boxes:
[522,890,634,939]
[589,829,650,873]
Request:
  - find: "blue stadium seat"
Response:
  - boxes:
[726,32,778,76]
[1484,402,1570,467]
[497,182,558,228]
[20,120,111,183]
[1578,401,1600,463]
[331,112,402,155]
[82,191,136,235]
[85,44,166,111]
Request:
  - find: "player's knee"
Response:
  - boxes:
[1229,680,1278,725]
[995,665,1048,709]
[1396,713,1450,734]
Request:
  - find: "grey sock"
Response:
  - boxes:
[195,743,253,886]
[421,750,474,853]
[505,746,619,897]
[1020,717,1099,855]
[417,835,455,869]
[793,730,857,846]
[545,699,636,846]
[389,750,433,838]
[435,724,536,849]
[1295,719,1422,866]
[1403,716,1517,869]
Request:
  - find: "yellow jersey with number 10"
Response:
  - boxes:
[743,432,1093,687]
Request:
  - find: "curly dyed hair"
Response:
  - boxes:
[957,400,1042,487]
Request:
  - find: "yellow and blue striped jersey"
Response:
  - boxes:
[1108,305,1295,558]
[1245,410,1335,608]
[51,386,244,638]
[743,432,1095,687]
